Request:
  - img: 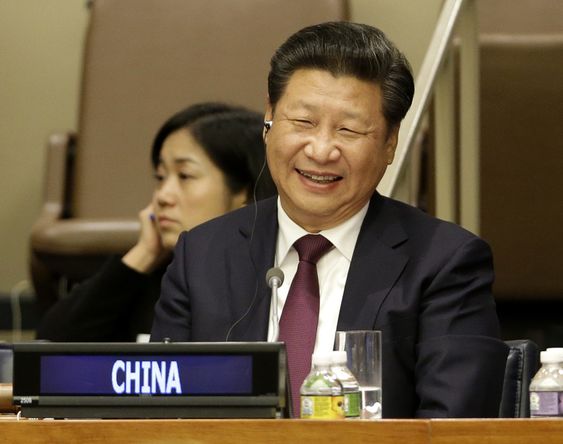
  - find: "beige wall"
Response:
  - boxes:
[0,0,441,293]
[0,1,88,292]
[350,0,443,75]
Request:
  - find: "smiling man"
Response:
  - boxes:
[264,69,397,232]
[151,22,508,419]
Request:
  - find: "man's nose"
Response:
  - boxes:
[303,127,341,163]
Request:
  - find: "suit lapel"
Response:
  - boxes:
[226,197,278,341]
[337,194,409,331]
[224,195,408,337]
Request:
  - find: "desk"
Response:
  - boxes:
[1,418,562,444]
[0,418,427,444]
[430,419,563,444]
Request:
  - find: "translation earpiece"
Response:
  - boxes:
[264,120,273,132]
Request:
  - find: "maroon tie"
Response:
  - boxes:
[278,234,333,417]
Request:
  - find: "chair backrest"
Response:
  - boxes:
[480,35,563,299]
[499,339,540,417]
[70,0,348,219]
[478,0,563,300]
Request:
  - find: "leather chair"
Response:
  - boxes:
[499,339,540,418]
[479,35,563,301]
[30,0,348,313]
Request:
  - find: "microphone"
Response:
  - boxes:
[224,267,284,342]
[266,267,284,341]
[266,267,284,289]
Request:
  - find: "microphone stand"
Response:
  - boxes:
[270,277,281,341]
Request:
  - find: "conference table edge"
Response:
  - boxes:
[1,417,563,444]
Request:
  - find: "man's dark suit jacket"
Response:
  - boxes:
[151,193,508,418]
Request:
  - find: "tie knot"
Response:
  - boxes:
[294,234,333,264]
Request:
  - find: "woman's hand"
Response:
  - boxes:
[122,203,172,273]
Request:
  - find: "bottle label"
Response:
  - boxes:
[344,392,361,418]
[530,391,563,417]
[301,395,345,419]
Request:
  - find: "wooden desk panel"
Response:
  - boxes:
[0,418,429,444]
[430,419,563,444]
[2,417,563,443]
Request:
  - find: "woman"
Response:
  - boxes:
[36,102,276,342]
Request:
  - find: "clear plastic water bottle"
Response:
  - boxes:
[330,351,361,419]
[529,348,563,417]
[300,353,345,420]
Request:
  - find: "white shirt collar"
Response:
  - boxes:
[276,196,369,265]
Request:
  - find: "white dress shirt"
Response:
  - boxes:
[267,197,369,353]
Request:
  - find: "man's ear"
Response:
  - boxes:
[264,93,273,116]
[385,124,400,165]
[263,103,273,140]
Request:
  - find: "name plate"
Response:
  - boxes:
[12,342,287,419]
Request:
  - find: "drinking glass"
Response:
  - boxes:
[335,330,382,419]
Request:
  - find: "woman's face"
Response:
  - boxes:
[152,128,247,249]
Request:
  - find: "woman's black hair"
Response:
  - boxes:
[151,102,276,201]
